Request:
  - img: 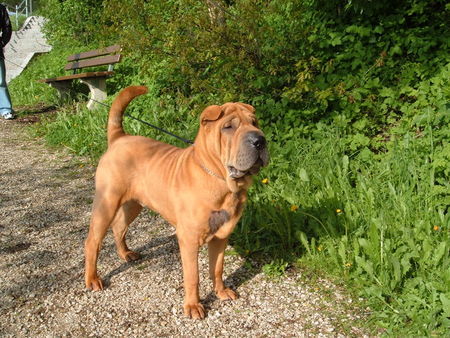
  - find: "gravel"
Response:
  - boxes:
[0,119,371,336]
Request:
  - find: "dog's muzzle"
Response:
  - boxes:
[228,131,269,179]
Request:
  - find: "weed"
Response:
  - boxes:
[262,259,289,279]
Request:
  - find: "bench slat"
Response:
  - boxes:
[39,71,114,83]
[64,54,121,71]
[67,45,121,62]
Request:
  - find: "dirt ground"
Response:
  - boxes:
[0,119,370,337]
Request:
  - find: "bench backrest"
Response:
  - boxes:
[64,45,122,73]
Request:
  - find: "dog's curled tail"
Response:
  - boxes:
[107,85,148,146]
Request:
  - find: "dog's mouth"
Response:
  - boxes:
[227,134,269,179]
[227,158,264,179]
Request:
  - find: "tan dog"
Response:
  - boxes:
[85,86,269,319]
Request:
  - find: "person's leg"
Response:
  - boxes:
[0,57,14,119]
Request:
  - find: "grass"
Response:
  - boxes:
[28,82,197,161]
[9,50,450,336]
[235,128,449,335]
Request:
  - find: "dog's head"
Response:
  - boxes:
[198,103,269,180]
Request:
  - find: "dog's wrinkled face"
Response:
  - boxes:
[200,103,269,179]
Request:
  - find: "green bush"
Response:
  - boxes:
[40,0,106,47]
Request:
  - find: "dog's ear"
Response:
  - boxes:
[236,103,255,114]
[200,105,223,125]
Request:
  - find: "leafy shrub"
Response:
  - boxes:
[40,0,106,47]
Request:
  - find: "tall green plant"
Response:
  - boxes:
[40,0,105,47]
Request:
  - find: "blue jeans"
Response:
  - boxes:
[0,57,13,116]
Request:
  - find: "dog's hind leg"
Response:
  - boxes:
[111,200,143,262]
[85,193,121,291]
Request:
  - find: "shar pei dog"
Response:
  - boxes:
[84,86,269,319]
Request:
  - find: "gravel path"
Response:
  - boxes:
[0,119,369,337]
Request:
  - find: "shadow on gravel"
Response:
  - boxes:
[102,234,178,287]
[19,206,73,229]
[100,229,262,315]
[0,242,32,254]
[1,166,93,194]
[14,104,58,124]
[0,264,85,312]
[202,259,262,310]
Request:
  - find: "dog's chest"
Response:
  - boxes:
[207,191,247,240]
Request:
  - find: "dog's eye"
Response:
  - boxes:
[222,122,233,130]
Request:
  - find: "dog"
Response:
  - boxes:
[84,86,269,319]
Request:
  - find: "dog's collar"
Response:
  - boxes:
[199,162,226,181]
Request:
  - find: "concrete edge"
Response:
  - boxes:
[7,52,34,84]
[19,16,37,31]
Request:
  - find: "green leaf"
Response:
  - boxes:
[440,293,450,317]
[433,241,447,266]
[342,155,349,172]
[296,231,311,254]
[331,36,342,46]
[390,45,402,56]
[355,256,374,277]
[338,239,347,264]
[299,168,310,182]
[391,256,402,282]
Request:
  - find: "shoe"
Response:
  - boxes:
[1,112,15,120]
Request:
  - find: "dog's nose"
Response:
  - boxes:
[247,132,266,150]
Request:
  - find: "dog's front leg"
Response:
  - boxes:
[177,234,205,319]
[208,237,238,300]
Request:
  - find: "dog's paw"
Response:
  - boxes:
[85,276,104,291]
[216,288,238,301]
[183,303,205,319]
[124,251,141,262]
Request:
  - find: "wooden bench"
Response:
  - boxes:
[39,45,122,110]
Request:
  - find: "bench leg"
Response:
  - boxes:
[48,81,74,103]
[80,78,107,110]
